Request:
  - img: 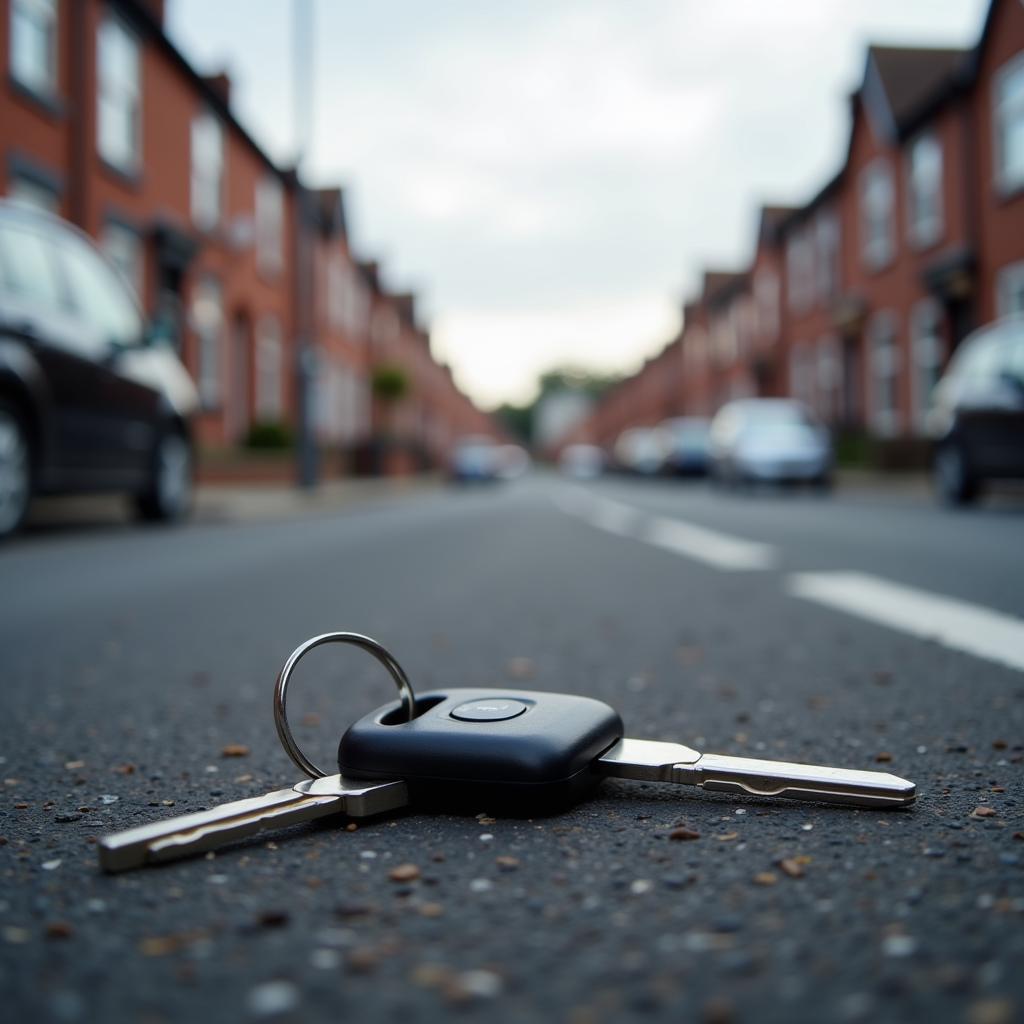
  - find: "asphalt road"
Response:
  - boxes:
[1,474,1022,1024]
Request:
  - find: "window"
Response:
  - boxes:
[255,314,283,419]
[859,159,895,270]
[192,276,224,407]
[868,312,901,436]
[909,301,944,434]
[255,175,284,276]
[815,210,840,303]
[785,227,815,314]
[8,175,58,214]
[994,54,1024,194]
[816,336,841,424]
[0,222,63,308]
[907,133,943,247]
[997,261,1024,318]
[57,231,143,348]
[754,269,779,342]
[191,111,224,230]
[97,14,141,172]
[789,342,813,409]
[10,0,58,97]
[327,253,345,331]
[102,221,142,300]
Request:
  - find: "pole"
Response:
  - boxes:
[293,0,319,489]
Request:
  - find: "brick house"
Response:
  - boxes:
[1,0,296,450]
[1,0,495,473]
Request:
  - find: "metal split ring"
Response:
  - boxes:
[273,632,416,779]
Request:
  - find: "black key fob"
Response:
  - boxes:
[338,689,624,811]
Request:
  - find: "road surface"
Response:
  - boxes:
[1,474,1021,1023]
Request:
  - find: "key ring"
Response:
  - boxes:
[274,632,416,779]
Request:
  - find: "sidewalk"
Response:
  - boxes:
[24,474,444,532]
[195,474,443,523]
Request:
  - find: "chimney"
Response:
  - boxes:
[202,72,232,107]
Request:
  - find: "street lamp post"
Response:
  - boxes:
[293,0,318,489]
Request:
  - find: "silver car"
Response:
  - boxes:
[709,399,832,488]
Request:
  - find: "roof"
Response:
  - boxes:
[702,270,747,306]
[865,45,968,138]
[312,187,349,239]
[116,0,290,182]
[758,205,797,245]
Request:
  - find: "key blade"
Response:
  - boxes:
[98,775,408,873]
[693,753,915,808]
[596,739,915,809]
[594,738,702,783]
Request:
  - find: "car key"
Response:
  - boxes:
[99,633,414,873]
[99,633,915,873]
[339,692,915,810]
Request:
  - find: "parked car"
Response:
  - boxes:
[0,201,199,540]
[449,435,500,482]
[927,315,1024,505]
[496,444,531,480]
[559,443,605,479]
[659,416,712,476]
[709,399,832,488]
[613,427,663,475]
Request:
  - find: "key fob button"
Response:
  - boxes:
[449,698,529,722]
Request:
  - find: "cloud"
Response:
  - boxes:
[432,291,681,408]
[168,0,988,406]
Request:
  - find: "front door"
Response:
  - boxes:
[229,315,251,443]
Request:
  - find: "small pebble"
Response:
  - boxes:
[247,980,299,1017]
[445,968,503,1004]
[389,864,421,882]
[669,827,701,842]
[45,921,74,940]
[41,859,62,871]
[221,744,249,758]
[469,878,493,893]
[495,856,520,871]
[881,934,917,958]
[98,795,118,805]
[630,879,653,895]
[754,872,778,886]
[311,948,340,970]
[972,807,997,818]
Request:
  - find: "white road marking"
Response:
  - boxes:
[645,515,778,571]
[554,490,777,571]
[788,571,1024,673]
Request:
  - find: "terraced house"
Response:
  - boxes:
[0,0,494,476]
[565,0,1024,463]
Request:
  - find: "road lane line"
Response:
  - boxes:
[788,571,1024,673]
[644,514,778,571]
[554,490,777,571]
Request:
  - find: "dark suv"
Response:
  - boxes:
[928,315,1024,505]
[0,201,198,539]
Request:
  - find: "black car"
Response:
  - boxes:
[0,201,198,539]
[928,315,1024,505]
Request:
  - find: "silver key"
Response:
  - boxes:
[595,738,915,808]
[99,774,408,873]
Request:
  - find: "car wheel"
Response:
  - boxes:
[934,441,979,506]
[135,429,193,523]
[0,401,32,540]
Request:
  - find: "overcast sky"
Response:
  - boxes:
[167,0,988,409]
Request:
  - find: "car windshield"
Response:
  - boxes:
[740,403,815,428]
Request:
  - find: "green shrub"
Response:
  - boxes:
[245,421,294,450]
[371,365,410,402]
